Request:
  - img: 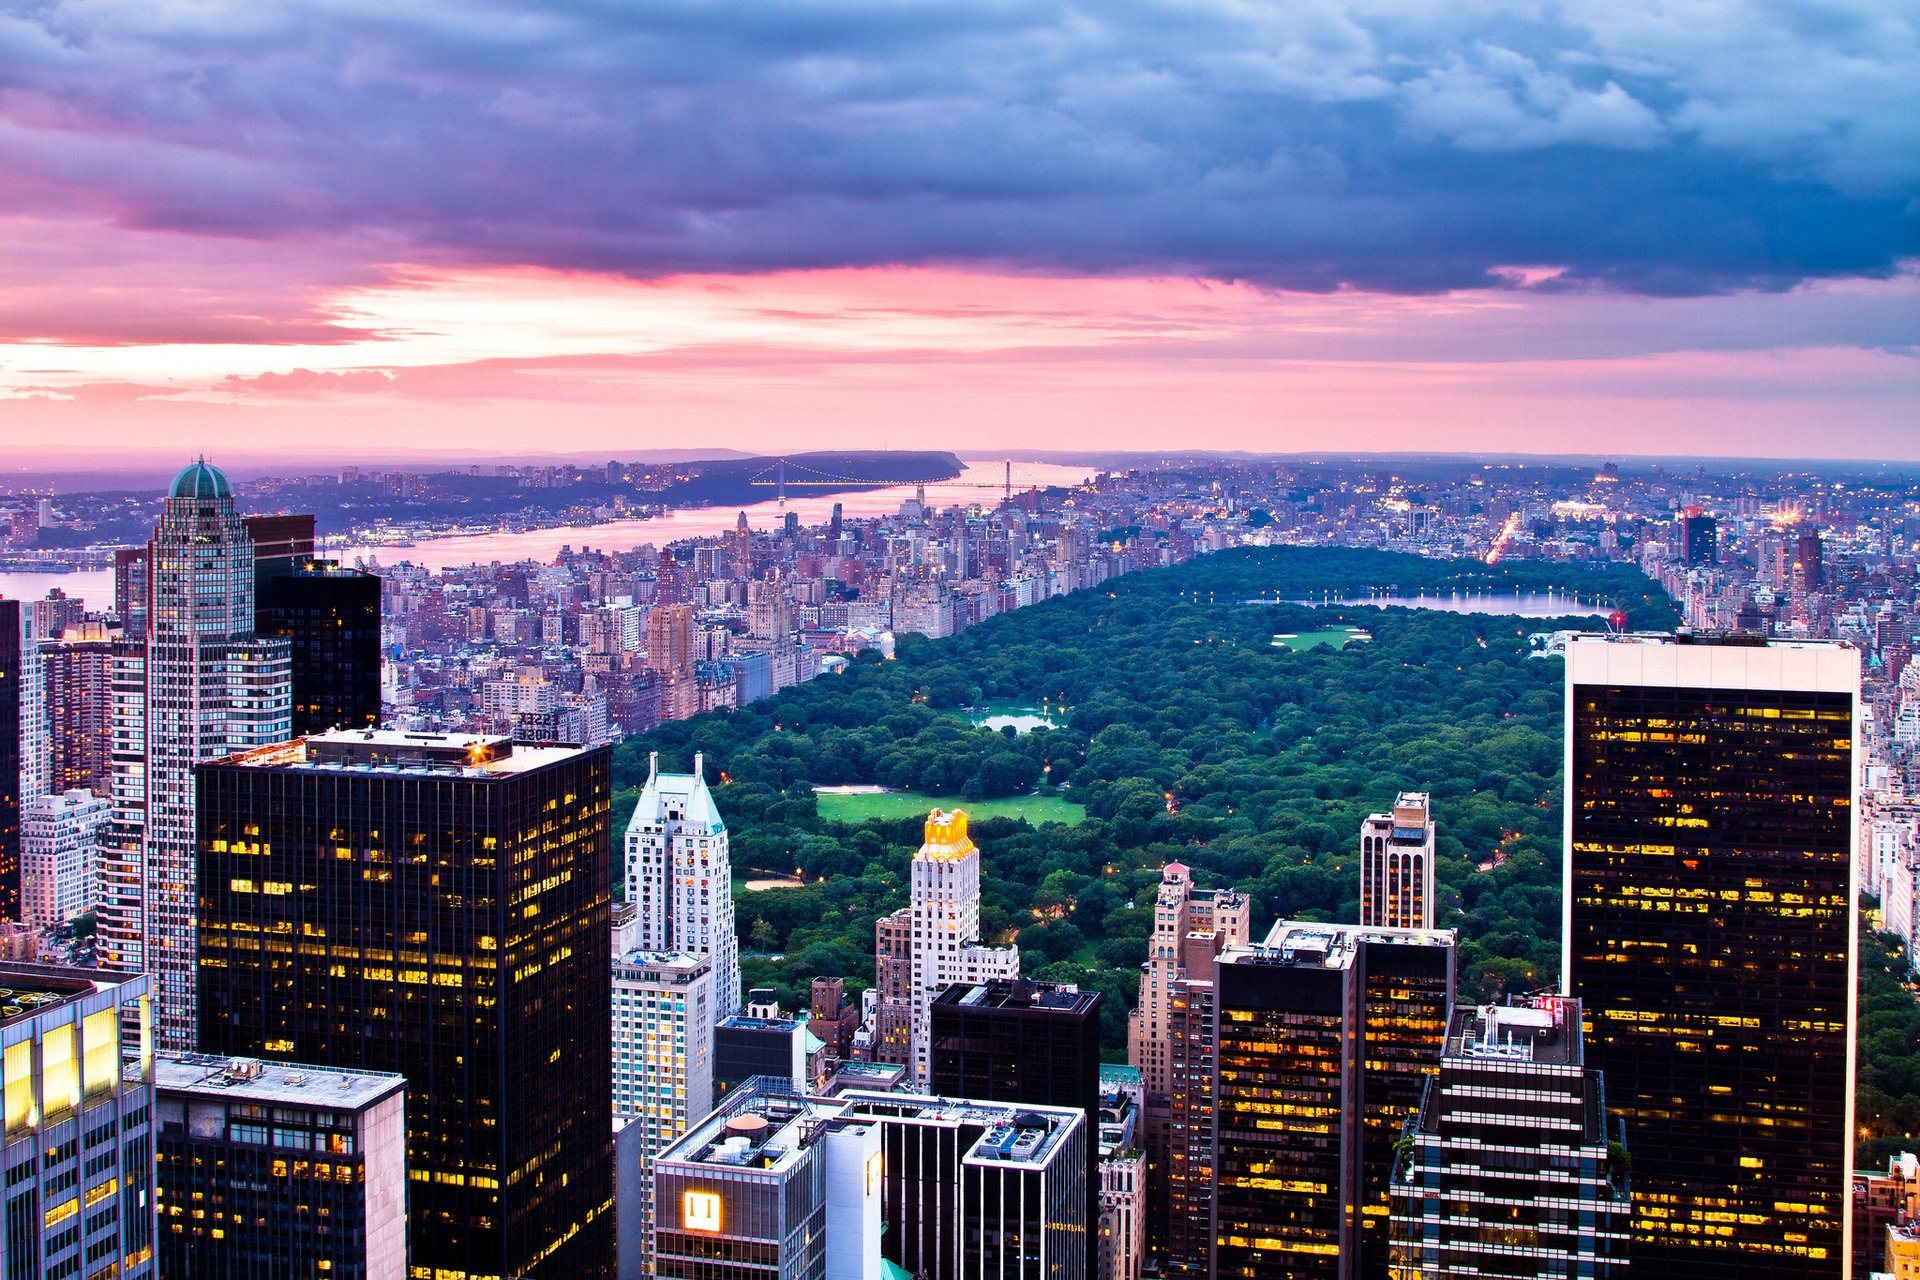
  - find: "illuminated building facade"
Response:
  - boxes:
[1565,633,1859,1278]
[195,729,615,1280]
[135,459,293,1049]
[20,788,108,927]
[0,600,21,921]
[154,1052,407,1280]
[0,964,157,1280]
[1359,792,1436,930]
[257,563,383,736]
[623,753,742,1018]
[1387,995,1632,1278]
[1212,921,1455,1280]
[42,624,115,797]
[1124,861,1248,1265]
[612,950,714,1280]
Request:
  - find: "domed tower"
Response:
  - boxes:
[100,458,292,1049]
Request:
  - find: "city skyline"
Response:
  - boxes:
[0,2,1914,460]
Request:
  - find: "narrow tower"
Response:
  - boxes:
[622,752,743,1016]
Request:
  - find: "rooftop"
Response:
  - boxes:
[933,979,1099,1017]
[169,457,232,502]
[1446,997,1582,1067]
[1245,919,1457,970]
[218,729,588,778]
[627,750,725,833]
[0,965,141,1027]
[835,1090,1084,1168]
[154,1052,405,1112]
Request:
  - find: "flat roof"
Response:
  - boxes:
[0,965,142,1026]
[216,730,589,778]
[934,980,1099,1016]
[1244,919,1457,970]
[835,1091,1084,1168]
[154,1052,405,1112]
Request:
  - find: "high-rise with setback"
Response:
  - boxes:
[1359,791,1435,930]
[195,729,615,1280]
[622,752,742,1018]
[1565,632,1859,1277]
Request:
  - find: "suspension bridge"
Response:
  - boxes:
[747,458,1032,506]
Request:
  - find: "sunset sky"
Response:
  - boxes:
[1,1,1915,462]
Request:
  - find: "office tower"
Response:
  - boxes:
[930,978,1101,1239]
[714,989,815,1098]
[97,640,146,971]
[644,604,695,676]
[1096,1066,1147,1280]
[140,459,293,1048]
[1125,861,1248,1262]
[21,788,108,927]
[1212,921,1455,1280]
[1680,508,1718,566]
[611,949,714,1280]
[1565,633,1859,1278]
[1797,530,1826,591]
[240,513,316,588]
[1359,791,1436,929]
[154,1052,407,1280]
[196,729,615,1280]
[113,547,149,638]
[650,1083,884,1280]
[0,964,156,1280]
[43,623,116,796]
[868,811,1019,1089]
[622,753,742,1017]
[257,563,382,735]
[835,1088,1089,1280]
[1161,967,1218,1275]
[0,600,20,920]
[1387,995,1631,1278]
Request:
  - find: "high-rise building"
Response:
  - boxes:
[196,729,615,1280]
[257,562,382,735]
[1096,1066,1147,1280]
[1124,861,1248,1264]
[1211,921,1455,1280]
[154,1052,407,1280]
[0,963,157,1280]
[836,1088,1090,1280]
[43,623,116,797]
[137,460,293,1048]
[1797,529,1826,592]
[1680,509,1719,566]
[649,1082,884,1280]
[870,811,1020,1089]
[930,978,1102,1239]
[644,604,695,676]
[622,753,742,1017]
[611,950,713,1280]
[1387,995,1632,1278]
[113,546,149,639]
[97,640,146,971]
[1565,633,1859,1278]
[20,788,108,927]
[1161,964,1218,1276]
[240,513,316,589]
[1358,791,1436,930]
[0,600,22,921]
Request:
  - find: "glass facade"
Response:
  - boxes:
[1567,640,1856,1278]
[257,567,382,737]
[194,738,615,1280]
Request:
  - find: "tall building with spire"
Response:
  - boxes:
[114,459,291,1048]
[870,810,1020,1089]
[622,752,743,1017]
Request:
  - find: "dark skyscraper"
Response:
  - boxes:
[1212,922,1454,1280]
[257,563,382,735]
[241,512,317,589]
[0,599,20,919]
[1797,529,1826,591]
[930,978,1102,1239]
[1680,509,1718,566]
[1566,633,1859,1278]
[196,729,615,1280]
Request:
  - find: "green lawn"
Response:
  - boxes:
[816,788,1085,826]
[1271,626,1370,651]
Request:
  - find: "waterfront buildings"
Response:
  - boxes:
[622,753,742,1018]
[20,788,108,927]
[127,460,293,1048]
[1358,791,1436,930]
[869,810,1020,1089]
[1211,921,1455,1280]
[1387,995,1631,1277]
[195,728,615,1280]
[1566,633,1859,1277]
[0,964,157,1280]
[154,1052,407,1280]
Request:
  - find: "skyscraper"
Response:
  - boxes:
[1124,861,1248,1263]
[1680,508,1719,566]
[622,752,742,1017]
[1565,632,1859,1277]
[43,622,116,796]
[870,810,1019,1089]
[0,600,22,921]
[1211,921,1455,1280]
[20,788,108,927]
[196,729,615,1280]
[1387,994,1632,1278]
[1358,791,1435,930]
[136,459,292,1048]
[256,562,382,735]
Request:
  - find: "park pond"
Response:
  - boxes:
[958,699,1068,733]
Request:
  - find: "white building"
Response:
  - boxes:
[1359,791,1436,930]
[613,950,715,1280]
[21,787,109,927]
[125,459,292,1047]
[623,753,742,1017]
[899,810,1019,1088]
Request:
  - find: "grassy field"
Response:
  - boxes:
[1271,626,1371,651]
[816,788,1085,826]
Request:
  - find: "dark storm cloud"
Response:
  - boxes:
[1,0,1914,294]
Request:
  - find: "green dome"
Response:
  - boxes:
[169,457,232,500]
